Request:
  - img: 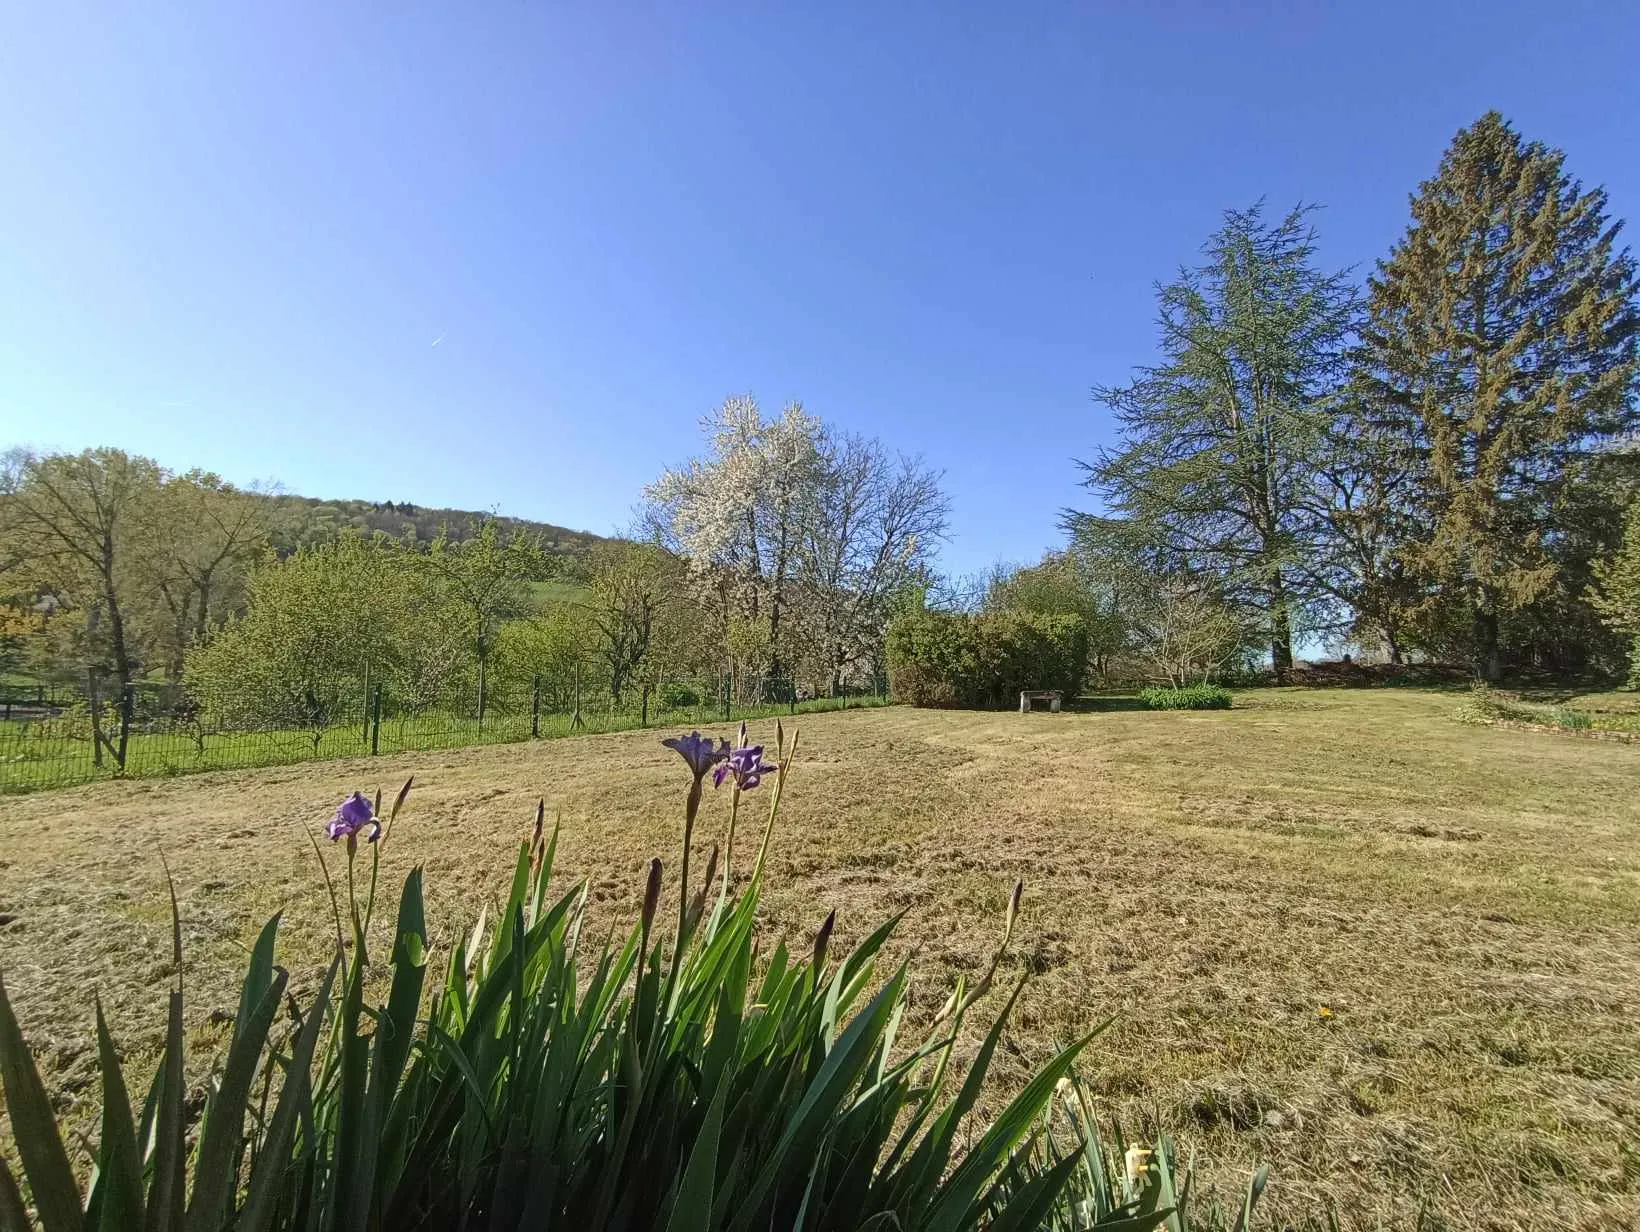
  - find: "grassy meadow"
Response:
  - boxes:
[1,688,1637,1229]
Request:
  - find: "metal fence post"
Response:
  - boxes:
[371,683,383,755]
[531,674,541,738]
[117,684,134,771]
[87,669,104,769]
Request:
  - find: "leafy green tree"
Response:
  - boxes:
[580,541,684,705]
[886,609,1086,707]
[140,472,271,680]
[1064,515,1254,684]
[1084,204,1358,678]
[1359,112,1640,680]
[415,519,545,720]
[0,449,166,694]
[491,602,600,713]
[186,536,466,746]
[985,551,1126,683]
[1301,398,1425,661]
[1592,497,1640,685]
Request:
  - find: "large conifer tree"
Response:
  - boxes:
[1085,204,1357,677]
[1360,112,1639,680]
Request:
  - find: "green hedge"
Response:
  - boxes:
[886,610,1088,708]
[1139,683,1233,710]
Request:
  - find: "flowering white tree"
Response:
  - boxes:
[645,396,948,690]
[646,397,823,680]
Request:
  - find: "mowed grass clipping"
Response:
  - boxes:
[1,689,1637,1230]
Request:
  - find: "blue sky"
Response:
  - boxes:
[1,2,1636,576]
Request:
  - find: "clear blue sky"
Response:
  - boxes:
[1,2,1635,576]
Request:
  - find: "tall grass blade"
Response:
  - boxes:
[379,867,428,1093]
[238,956,339,1232]
[187,969,287,1231]
[0,1158,31,1232]
[86,1002,142,1232]
[928,1019,1108,1232]
[142,989,186,1232]
[143,859,187,1232]
[664,1075,729,1232]
[728,964,910,1232]
[985,1152,1086,1232]
[0,972,85,1232]
[1232,1164,1269,1232]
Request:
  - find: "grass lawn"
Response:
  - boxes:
[2,688,1637,1229]
[0,694,889,792]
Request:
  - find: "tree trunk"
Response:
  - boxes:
[1473,608,1502,683]
[168,601,190,683]
[104,579,133,689]
[1268,573,1294,682]
[194,576,212,643]
[767,589,783,681]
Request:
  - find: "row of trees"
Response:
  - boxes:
[0,448,269,691]
[1065,113,1639,683]
[186,523,550,733]
[195,398,948,729]
[0,403,951,728]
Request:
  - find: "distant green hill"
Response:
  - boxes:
[261,493,613,561]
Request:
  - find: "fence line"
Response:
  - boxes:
[0,671,889,794]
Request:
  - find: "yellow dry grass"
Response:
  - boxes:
[2,688,1637,1230]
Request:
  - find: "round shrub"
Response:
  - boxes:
[658,681,700,708]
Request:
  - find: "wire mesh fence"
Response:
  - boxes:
[0,671,890,794]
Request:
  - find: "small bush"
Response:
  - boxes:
[1551,707,1593,731]
[658,680,700,708]
[1140,683,1232,710]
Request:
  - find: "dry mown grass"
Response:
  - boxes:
[2,689,1638,1230]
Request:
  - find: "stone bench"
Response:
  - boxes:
[1019,689,1062,714]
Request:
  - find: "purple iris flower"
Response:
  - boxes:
[326,792,381,843]
[662,731,729,781]
[714,741,777,792]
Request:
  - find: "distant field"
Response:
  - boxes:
[526,577,591,606]
[2,689,1637,1230]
